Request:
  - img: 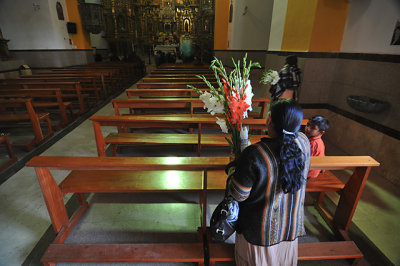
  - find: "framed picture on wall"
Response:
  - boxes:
[390,20,400,45]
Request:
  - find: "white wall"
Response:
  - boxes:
[268,0,288,51]
[0,0,73,50]
[48,0,74,49]
[341,0,400,54]
[228,0,273,50]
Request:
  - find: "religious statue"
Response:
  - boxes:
[0,27,11,61]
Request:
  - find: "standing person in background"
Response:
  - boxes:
[225,99,311,266]
[270,55,301,101]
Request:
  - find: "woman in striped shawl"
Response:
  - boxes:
[226,99,311,266]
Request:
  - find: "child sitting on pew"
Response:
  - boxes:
[305,115,329,178]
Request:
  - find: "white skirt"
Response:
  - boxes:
[235,233,298,266]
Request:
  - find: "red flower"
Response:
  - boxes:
[223,82,230,96]
[228,96,250,126]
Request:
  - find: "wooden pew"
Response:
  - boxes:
[26,156,210,265]
[26,155,379,265]
[142,77,217,83]
[70,63,139,86]
[0,99,53,150]
[17,76,102,103]
[21,73,108,97]
[126,88,202,98]
[49,68,122,92]
[90,115,307,157]
[0,82,89,114]
[137,82,217,89]
[51,68,122,92]
[0,133,18,171]
[0,88,75,129]
[90,115,271,157]
[157,65,210,69]
[150,71,213,75]
[112,97,269,118]
[148,74,215,78]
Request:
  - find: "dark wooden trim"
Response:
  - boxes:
[213,50,400,63]
[0,68,20,74]
[10,49,93,52]
[301,103,400,140]
[267,51,400,63]
[214,50,267,52]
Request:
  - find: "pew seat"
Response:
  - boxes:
[42,243,205,265]
[206,170,345,192]
[208,240,363,266]
[105,133,266,156]
[60,169,344,193]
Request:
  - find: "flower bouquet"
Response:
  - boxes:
[260,69,280,85]
[187,54,261,159]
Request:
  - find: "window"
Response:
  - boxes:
[56,2,64,20]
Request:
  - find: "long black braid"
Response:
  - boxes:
[270,99,305,193]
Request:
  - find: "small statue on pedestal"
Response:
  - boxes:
[0,27,11,61]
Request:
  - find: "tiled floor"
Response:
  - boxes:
[0,74,399,266]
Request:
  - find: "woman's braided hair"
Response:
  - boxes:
[270,99,305,193]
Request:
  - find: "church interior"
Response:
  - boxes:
[0,0,399,265]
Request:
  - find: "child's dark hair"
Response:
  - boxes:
[270,99,305,194]
[309,115,329,132]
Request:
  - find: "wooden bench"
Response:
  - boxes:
[41,243,204,265]
[0,99,53,150]
[18,76,102,103]
[112,97,269,118]
[151,70,213,74]
[136,82,217,89]
[104,132,268,157]
[70,63,139,87]
[0,133,17,171]
[208,240,362,265]
[21,73,108,98]
[49,67,121,92]
[148,74,215,78]
[90,115,272,157]
[126,88,204,98]
[0,88,75,129]
[157,65,210,69]
[26,155,379,265]
[26,156,213,265]
[0,81,89,114]
[91,114,307,157]
[142,77,218,83]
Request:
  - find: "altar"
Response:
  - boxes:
[154,44,179,53]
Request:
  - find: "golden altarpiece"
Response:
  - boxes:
[101,0,214,60]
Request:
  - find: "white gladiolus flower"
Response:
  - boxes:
[242,80,254,118]
[260,70,280,85]
[209,95,225,115]
[199,92,225,115]
[216,117,228,133]
[271,70,280,85]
